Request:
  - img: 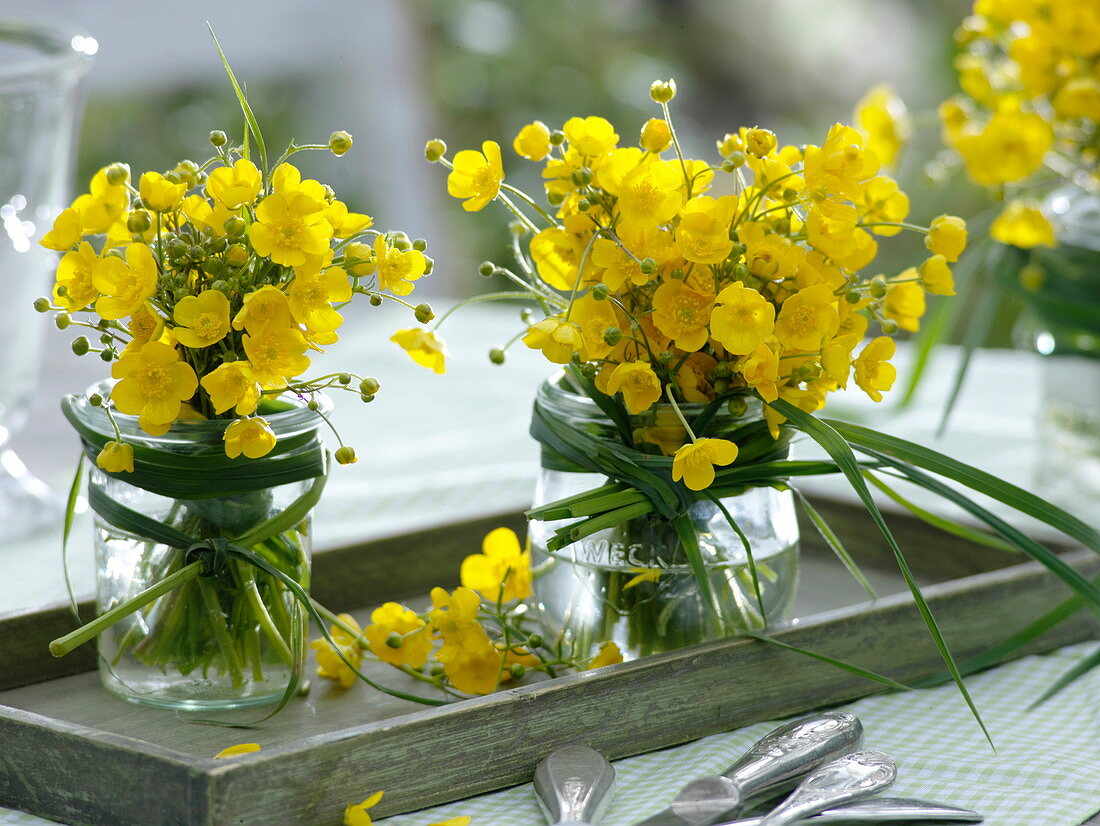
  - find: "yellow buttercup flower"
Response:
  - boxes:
[523,316,583,364]
[53,242,100,311]
[1053,76,1100,122]
[513,121,552,161]
[172,290,230,349]
[990,200,1057,248]
[364,602,432,669]
[675,195,737,264]
[373,235,427,296]
[709,282,775,356]
[110,341,198,435]
[672,437,738,491]
[854,85,910,168]
[125,305,165,350]
[205,158,261,209]
[853,336,896,403]
[883,276,926,333]
[391,328,449,374]
[530,227,587,291]
[651,278,714,352]
[223,417,277,459]
[242,324,311,386]
[605,362,662,414]
[585,641,624,670]
[233,285,295,333]
[312,613,365,689]
[96,441,134,474]
[950,110,1053,187]
[325,200,373,239]
[569,293,619,361]
[563,115,619,157]
[72,168,129,233]
[447,140,504,212]
[343,792,383,826]
[429,586,502,695]
[616,161,683,230]
[138,171,187,213]
[858,176,909,237]
[200,362,262,416]
[925,215,968,262]
[289,263,352,333]
[460,527,532,602]
[248,189,333,268]
[804,208,877,271]
[640,118,672,153]
[180,194,236,237]
[739,222,803,281]
[40,208,82,251]
[738,342,781,403]
[919,255,955,297]
[745,127,777,157]
[93,244,158,320]
[213,744,261,759]
[774,284,839,352]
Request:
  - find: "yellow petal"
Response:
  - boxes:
[213,743,261,759]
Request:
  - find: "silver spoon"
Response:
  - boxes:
[715,796,983,824]
[755,751,897,826]
[534,744,616,825]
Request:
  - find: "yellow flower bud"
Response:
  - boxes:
[425,138,447,162]
[640,118,672,153]
[328,130,353,156]
[745,127,777,157]
[335,446,358,465]
[96,441,134,474]
[649,78,677,103]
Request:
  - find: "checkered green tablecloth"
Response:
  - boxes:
[379,642,1100,826]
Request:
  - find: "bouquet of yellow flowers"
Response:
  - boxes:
[41,45,436,710]
[411,79,1100,729]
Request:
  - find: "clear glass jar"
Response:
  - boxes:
[528,376,800,661]
[66,382,325,710]
[1021,186,1100,519]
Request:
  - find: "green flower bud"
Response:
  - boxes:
[210,280,230,294]
[659,350,674,363]
[360,393,376,403]
[546,190,565,207]
[412,238,427,251]
[337,373,352,385]
[733,263,750,281]
[422,256,434,275]
[328,130,353,156]
[880,319,899,335]
[202,258,223,277]
[32,297,50,313]
[479,261,495,277]
[526,633,543,648]
[105,163,129,186]
[334,446,358,465]
[591,283,610,300]
[727,396,749,417]
[307,399,320,411]
[385,631,403,649]
[509,663,526,680]
[89,393,103,407]
[226,243,249,268]
[520,308,534,323]
[489,347,506,365]
[576,198,591,212]
[99,333,113,345]
[359,377,380,395]
[713,362,733,379]
[640,257,657,275]
[127,210,152,234]
[845,289,863,304]
[509,220,528,237]
[414,303,434,323]
[571,167,592,186]
[224,216,247,237]
[188,245,205,264]
[167,238,188,256]
[549,130,565,146]
[869,275,887,299]
[424,139,447,162]
[99,350,114,362]
[55,314,71,330]
[603,326,623,346]
[369,294,383,307]
[579,362,598,378]
[71,336,89,355]
[649,78,677,103]
[209,130,228,147]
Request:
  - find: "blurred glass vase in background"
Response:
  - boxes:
[0,19,95,535]
[1019,185,1100,521]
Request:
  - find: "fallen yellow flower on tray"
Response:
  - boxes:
[344,790,384,826]
[213,743,261,759]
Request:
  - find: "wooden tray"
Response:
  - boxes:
[1,498,1097,826]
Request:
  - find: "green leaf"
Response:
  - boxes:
[1029,644,1100,708]
[795,490,877,600]
[62,456,86,623]
[826,419,1100,555]
[739,630,911,691]
[208,24,268,174]
[674,513,720,620]
[769,400,992,746]
[863,470,1018,554]
[706,492,765,618]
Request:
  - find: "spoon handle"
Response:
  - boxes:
[724,711,863,800]
[755,750,897,826]
[715,795,983,824]
[534,745,616,825]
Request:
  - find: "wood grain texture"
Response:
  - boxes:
[0,498,1096,824]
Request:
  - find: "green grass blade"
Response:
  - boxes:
[1029,645,1100,708]
[674,513,720,619]
[795,490,878,600]
[826,419,1100,555]
[937,280,1000,436]
[706,492,765,619]
[739,630,911,691]
[62,456,86,622]
[208,24,268,174]
[863,470,1018,554]
[770,400,993,747]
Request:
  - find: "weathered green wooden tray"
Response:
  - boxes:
[0,498,1097,826]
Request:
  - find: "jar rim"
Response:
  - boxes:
[0,19,97,82]
[67,379,331,444]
